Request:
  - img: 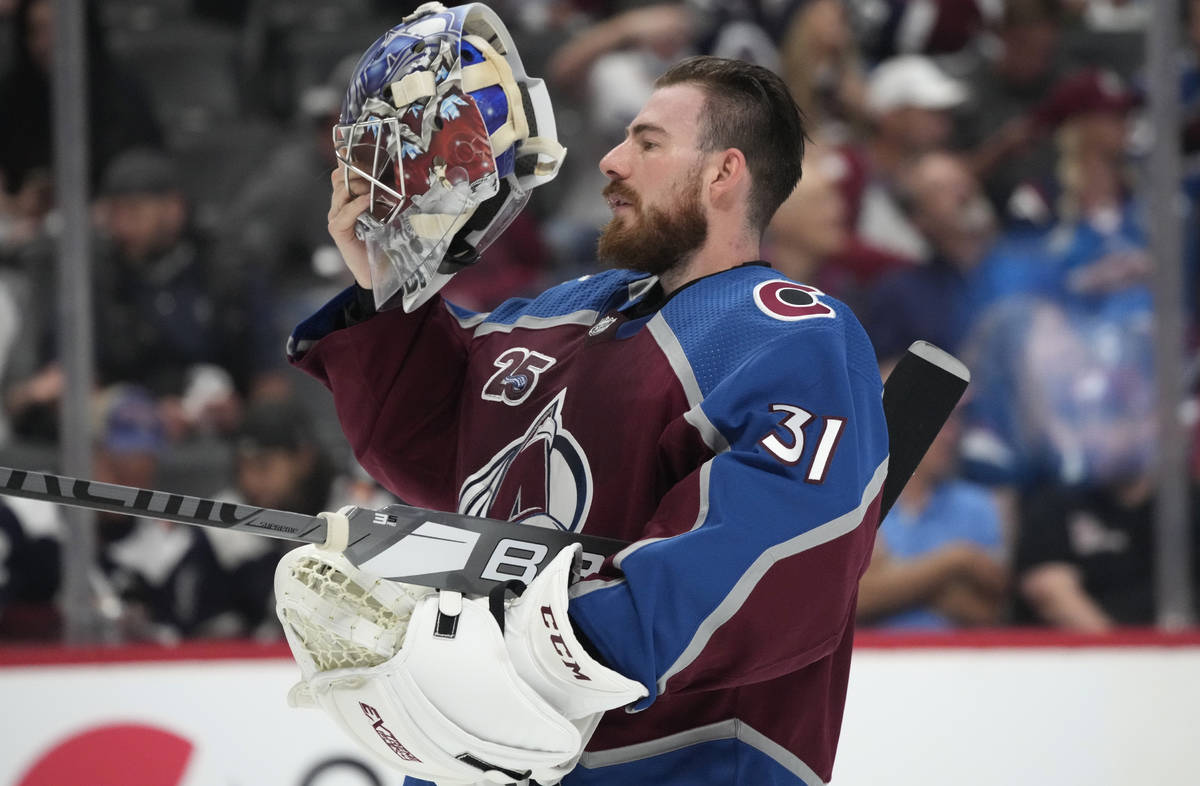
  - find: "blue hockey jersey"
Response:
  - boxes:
[290,263,889,785]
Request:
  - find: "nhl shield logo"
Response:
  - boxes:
[458,389,593,533]
[589,315,618,337]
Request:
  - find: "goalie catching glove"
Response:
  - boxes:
[499,544,648,720]
[274,544,581,784]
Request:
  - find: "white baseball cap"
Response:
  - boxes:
[866,55,967,115]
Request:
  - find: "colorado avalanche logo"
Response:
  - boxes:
[459,389,593,533]
[753,280,836,322]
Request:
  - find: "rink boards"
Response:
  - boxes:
[1,631,1198,786]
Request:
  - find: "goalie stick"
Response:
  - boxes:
[0,341,967,596]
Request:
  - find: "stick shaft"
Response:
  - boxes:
[0,467,327,543]
[0,465,628,595]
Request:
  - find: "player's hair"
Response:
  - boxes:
[655,56,808,234]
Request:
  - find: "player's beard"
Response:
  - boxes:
[596,172,708,277]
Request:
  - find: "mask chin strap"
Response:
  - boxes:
[519,135,568,179]
[440,179,511,271]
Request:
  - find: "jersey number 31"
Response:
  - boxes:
[759,405,845,484]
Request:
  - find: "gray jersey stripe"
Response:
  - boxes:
[647,313,703,406]
[684,403,730,454]
[612,536,667,571]
[624,275,659,305]
[737,722,828,786]
[687,460,714,534]
[612,457,715,571]
[571,455,715,598]
[656,458,889,694]
[446,303,490,330]
[571,458,713,593]
[572,408,725,602]
[570,575,626,599]
[578,719,826,785]
[473,310,598,337]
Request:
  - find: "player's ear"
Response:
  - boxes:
[707,148,749,206]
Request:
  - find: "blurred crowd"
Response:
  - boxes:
[0,0,1198,643]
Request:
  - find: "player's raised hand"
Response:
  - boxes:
[328,163,373,288]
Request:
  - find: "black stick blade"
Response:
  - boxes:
[879,341,970,521]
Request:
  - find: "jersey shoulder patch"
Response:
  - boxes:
[660,266,869,396]
[751,279,837,322]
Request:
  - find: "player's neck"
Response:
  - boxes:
[661,231,761,294]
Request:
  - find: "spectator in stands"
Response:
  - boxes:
[0,496,61,641]
[958,65,1153,492]
[548,4,695,97]
[1012,324,1192,632]
[863,150,996,361]
[840,54,967,262]
[92,384,194,641]
[188,398,338,639]
[5,149,281,442]
[0,168,51,263]
[94,391,334,641]
[968,68,1145,315]
[0,0,163,201]
[765,144,848,287]
[950,0,1070,224]
[218,76,349,326]
[1014,471,1199,631]
[228,397,335,519]
[694,0,868,139]
[779,0,868,140]
[858,396,1008,631]
[855,0,994,62]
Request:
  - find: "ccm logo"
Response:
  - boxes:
[359,702,421,762]
[540,606,591,682]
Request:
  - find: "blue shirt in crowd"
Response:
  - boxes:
[874,479,1004,631]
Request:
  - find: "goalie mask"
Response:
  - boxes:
[336,2,566,311]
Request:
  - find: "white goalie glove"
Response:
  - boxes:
[499,545,648,742]
[274,544,582,784]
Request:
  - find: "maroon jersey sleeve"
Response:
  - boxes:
[290,291,474,509]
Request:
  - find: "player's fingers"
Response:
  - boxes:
[329,193,372,234]
[329,169,370,216]
[344,169,371,198]
[332,167,372,204]
[330,166,350,215]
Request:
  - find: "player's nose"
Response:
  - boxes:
[598,139,630,181]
